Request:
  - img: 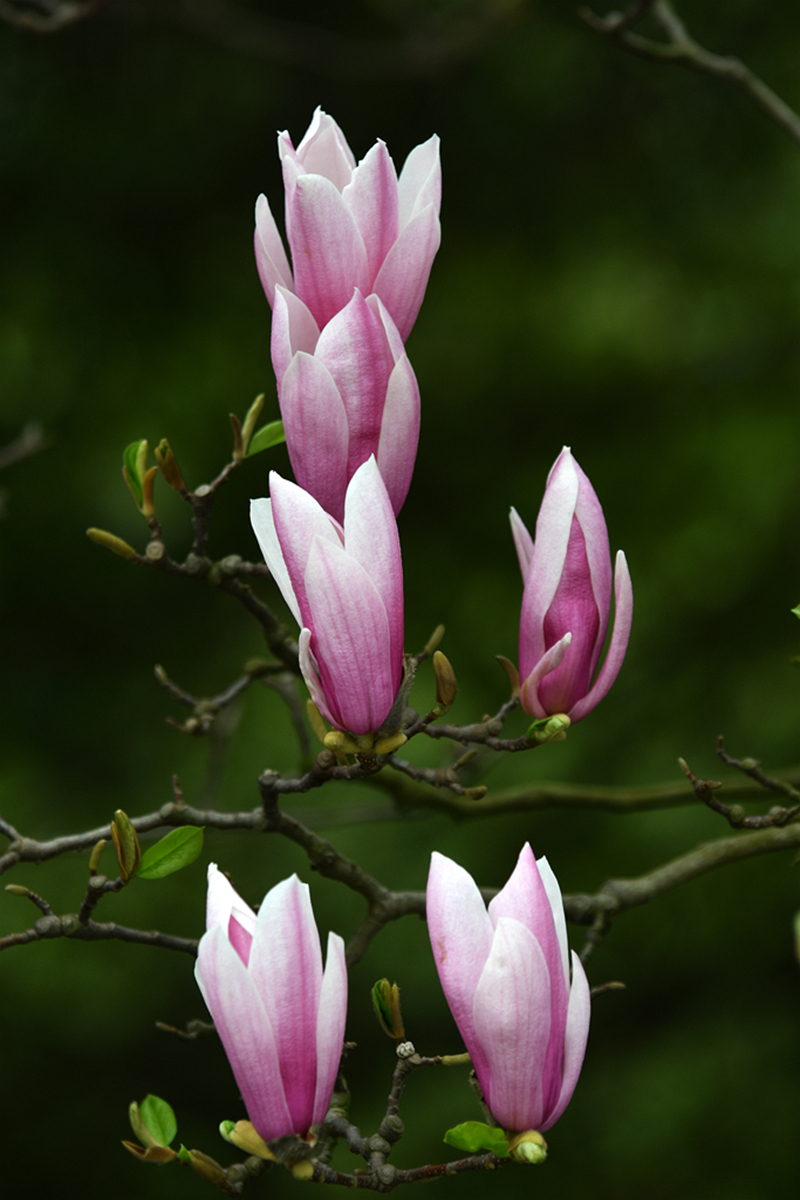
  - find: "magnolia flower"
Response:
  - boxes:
[271,286,419,523]
[250,456,404,738]
[255,107,441,339]
[511,447,633,723]
[427,845,590,1134]
[195,864,347,1143]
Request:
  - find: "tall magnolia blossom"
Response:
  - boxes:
[271,286,419,523]
[511,447,633,723]
[255,107,441,339]
[250,456,404,739]
[426,845,590,1135]
[195,865,347,1143]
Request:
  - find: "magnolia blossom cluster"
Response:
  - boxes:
[193,108,637,1157]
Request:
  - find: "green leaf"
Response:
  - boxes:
[177,1145,192,1164]
[136,827,204,880]
[792,604,800,620]
[139,1095,177,1148]
[443,1122,510,1158]
[123,440,147,506]
[246,419,285,457]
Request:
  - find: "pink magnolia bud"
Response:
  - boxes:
[512,447,633,723]
[255,107,441,340]
[426,845,590,1134]
[250,457,404,737]
[271,287,419,524]
[195,865,347,1143]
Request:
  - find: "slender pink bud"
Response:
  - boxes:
[512,447,633,723]
[250,457,404,737]
[255,107,441,340]
[195,865,347,1143]
[271,287,419,523]
[426,845,590,1134]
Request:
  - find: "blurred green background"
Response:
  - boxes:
[2,0,800,1197]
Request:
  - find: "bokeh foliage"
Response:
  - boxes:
[1,1,799,1197]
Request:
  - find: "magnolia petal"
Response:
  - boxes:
[535,856,570,987]
[278,353,350,524]
[271,286,320,390]
[249,498,302,627]
[248,876,322,1135]
[267,471,344,626]
[376,354,420,518]
[288,107,355,190]
[312,931,348,1125]
[397,135,441,230]
[314,291,394,478]
[343,141,400,290]
[521,450,579,659]
[372,203,441,341]
[509,507,534,580]
[195,925,294,1141]
[299,628,337,729]
[568,550,633,723]
[289,174,369,328]
[487,845,567,1027]
[254,193,294,308]
[572,453,612,641]
[519,632,572,719]
[305,536,396,734]
[342,458,404,686]
[426,852,495,1086]
[472,918,552,1133]
[205,862,257,938]
[541,951,591,1132]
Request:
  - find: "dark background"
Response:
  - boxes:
[1,1,799,1197]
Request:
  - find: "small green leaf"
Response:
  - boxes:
[443,1121,510,1158]
[177,1145,193,1164]
[123,440,148,507]
[792,604,800,620]
[136,827,204,880]
[139,1095,177,1148]
[246,419,285,457]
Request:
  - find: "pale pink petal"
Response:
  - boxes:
[343,141,400,290]
[342,457,404,688]
[472,918,552,1133]
[289,174,369,328]
[299,628,336,729]
[205,862,256,936]
[195,925,294,1140]
[569,550,633,722]
[371,203,441,341]
[537,517,599,714]
[572,453,612,646]
[376,355,420,517]
[278,353,350,524]
[254,193,294,308]
[397,134,441,230]
[426,852,494,1085]
[522,449,578,644]
[541,951,591,1132]
[509,507,534,580]
[312,931,348,1124]
[291,108,355,189]
[248,876,322,1135]
[249,497,301,626]
[271,286,320,391]
[535,856,570,986]
[305,536,396,734]
[267,471,343,626]
[314,291,394,478]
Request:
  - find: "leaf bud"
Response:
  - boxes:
[240,393,265,458]
[506,1129,547,1164]
[86,528,138,560]
[88,839,107,874]
[432,650,457,709]
[221,1119,276,1161]
[372,979,405,1039]
[154,439,186,492]
[110,810,141,882]
[527,713,570,743]
[186,1149,231,1186]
